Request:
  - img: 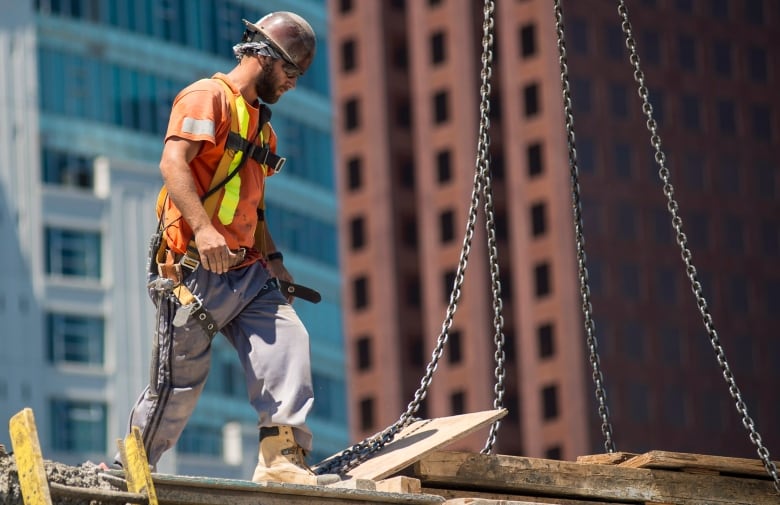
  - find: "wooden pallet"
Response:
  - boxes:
[408,450,779,505]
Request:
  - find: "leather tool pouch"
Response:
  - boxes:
[157,249,182,285]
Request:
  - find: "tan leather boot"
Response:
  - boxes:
[252,426,339,485]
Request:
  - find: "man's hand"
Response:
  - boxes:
[195,226,238,274]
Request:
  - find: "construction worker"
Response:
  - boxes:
[121,11,338,486]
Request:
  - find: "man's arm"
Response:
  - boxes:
[160,136,237,274]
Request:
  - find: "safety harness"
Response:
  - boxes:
[149,75,284,339]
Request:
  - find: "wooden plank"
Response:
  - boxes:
[412,451,778,505]
[424,487,633,505]
[444,499,561,505]
[8,408,53,505]
[375,476,421,494]
[575,452,637,465]
[618,450,780,478]
[148,473,444,505]
[340,409,506,481]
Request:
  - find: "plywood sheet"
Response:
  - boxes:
[340,409,506,481]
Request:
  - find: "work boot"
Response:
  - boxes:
[252,426,340,485]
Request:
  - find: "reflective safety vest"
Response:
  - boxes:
[155,76,285,260]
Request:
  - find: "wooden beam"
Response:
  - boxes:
[618,450,780,478]
[412,451,778,505]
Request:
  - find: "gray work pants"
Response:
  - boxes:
[126,261,314,466]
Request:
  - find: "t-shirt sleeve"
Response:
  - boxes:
[165,84,226,146]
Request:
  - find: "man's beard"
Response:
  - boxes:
[255,69,281,104]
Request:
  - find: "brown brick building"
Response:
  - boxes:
[328,0,779,461]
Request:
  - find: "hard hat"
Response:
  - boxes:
[243,12,316,75]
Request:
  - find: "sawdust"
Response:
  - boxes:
[0,445,121,505]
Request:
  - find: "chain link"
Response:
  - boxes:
[615,1,779,492]
[474,0,505,455]
[315,0,501,475]
[553,0,616,454]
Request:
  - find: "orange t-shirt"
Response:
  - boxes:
[160,73,275,256]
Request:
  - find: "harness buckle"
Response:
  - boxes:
[180,252,200,272]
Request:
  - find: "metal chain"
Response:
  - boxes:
[616,1,779,492]
[315,0,500,475]
[553,0,616,454]
[474,0,505,455]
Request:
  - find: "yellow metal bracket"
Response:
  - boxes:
[118,426,159,505]
[8,408,53,505]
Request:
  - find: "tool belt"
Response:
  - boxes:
[153,243,221,340]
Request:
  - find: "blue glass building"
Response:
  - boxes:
[0,0,345,477]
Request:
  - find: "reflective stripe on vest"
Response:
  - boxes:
[218,94,251,225]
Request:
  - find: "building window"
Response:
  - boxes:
[527,142,543,176]
[604,24,624,60]
[448,330,462,364]
[402,215,418,247]
[656,267,678,305]
[396,98,411,128]
[710,0,728,19]
[359,397,374,430]
[353,276,369,309]
[409,336,424,367]
[681,94,701,131]
[433,90,449,124]
[628,382,650,422]
[399,158,415,189]
[620,263,641,300]
[356,336,372,371]
[530,202,546,237]
[405,276,421,306]
[350,216,366,250]
[45,227,101,279]
[443,269,457,303]
[538,323,555,358]
[747,46,768,82]
[717,99,736,134]
[534,262,551,298]
[567,17,588,54]
[523,83,540,117]
[745,0,765,24]
[519,23,536,58]
[712,40,732,77]
[41,148,93,189]
[50,399,107,452]
[616,203,637,240]
[344,98,360,131]
[431,31,446,64]
[723,216,744,253]
[752,105,772,141]
[440,209,455,243]
[571,78,592,115]
[341,39,356,73]
[450,391,466,415]
[541,384,559,420]
[676,0,693,12]
[178,424,222,456]
[437,149,452,183]
[642,31,661,65]
[545,446,562,460]
[339,0,353,13]
[393,42,408,68]
[47,313,104,365]
[677,34,697,70]
[347,157,362,191]
[614,143,633,179]
[577,137,595,174]
[609,82,629,118]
